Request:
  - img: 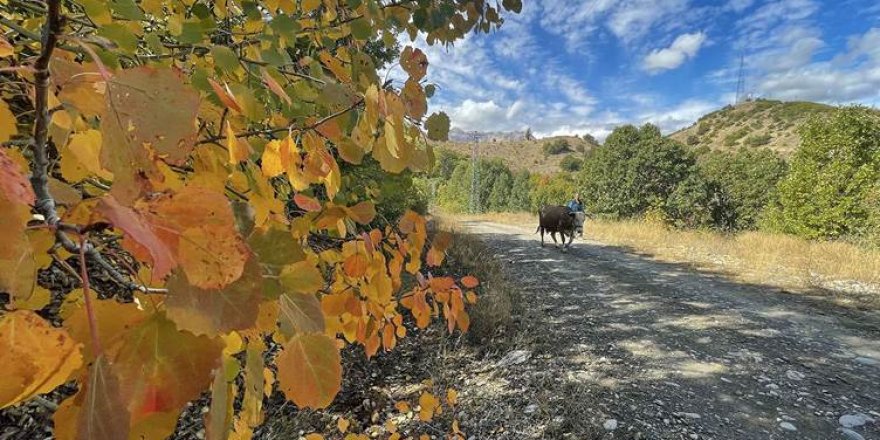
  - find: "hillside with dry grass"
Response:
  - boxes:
[670,99,835,155]
[435,135,595,174]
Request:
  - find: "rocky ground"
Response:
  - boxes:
[448,220,880,439]
[3,220,879,440]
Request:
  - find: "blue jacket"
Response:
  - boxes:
[567,200,584,212]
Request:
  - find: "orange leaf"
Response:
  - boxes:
[337,417,350,433]
[401,46,428,81]
[345,201,376,224]
[261,68,292,106]
[164,259,262,337]
[294,193,322,212]
[209,78,243,113]
[342,253,367,278]
[276,333,342,409]
[461,275,479,289]
[446,389,458,406]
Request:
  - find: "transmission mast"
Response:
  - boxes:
[469,132,480,214]
[734,55,746,104]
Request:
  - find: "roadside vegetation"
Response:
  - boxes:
[429,106,880,305]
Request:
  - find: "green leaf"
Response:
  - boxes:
[211,46,240,72]
[426,112,451,141]
[97,24,138,53]
[110,0,145,20]
[350,18,371,40]
[502,0,523,13]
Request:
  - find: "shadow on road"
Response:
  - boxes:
[455,220,880,439]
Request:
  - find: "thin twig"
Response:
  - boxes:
[196,98,364,145]
[78,236,103,355]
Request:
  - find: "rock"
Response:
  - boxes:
[786,370,806,381]
[779,422,797,432]
[839,413,875,428]
[689,434,699,439]
[853,356,879,367]
[674,412,702,420]
[497,350,532,368]
[838,428,865,440]
[603,419,618,431]
[523,404,538,414]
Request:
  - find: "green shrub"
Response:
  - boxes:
[542,139,572,156]
[686,134,700,146]
[696,122,710,135]
[765,106,880,240]
[723,127,750,146]
[665,173,721,229]
[744,133,772,147]
[530,173,577,211]
[343,157,429,220]
[559,154,583,172]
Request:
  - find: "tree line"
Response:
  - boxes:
[427,107,880,246]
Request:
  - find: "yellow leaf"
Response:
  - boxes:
[0,36,13,58]
[0,311,82,409]
[261,140,285,177]
[0,100,18,143]
[227,122,251,164]
[61,129,112,181]
[337,417,350,433]
[302,0,321,13]
[446,389,458,406]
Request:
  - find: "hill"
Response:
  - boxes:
[435,135,596,174]
[669,100,835,155]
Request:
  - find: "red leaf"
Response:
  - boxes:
[208,78,243,113]
[261,68,292,106]
[97,195,177,282]
[294,193,322,212]
[0,148,35,205]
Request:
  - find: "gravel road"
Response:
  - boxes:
[455,220,880,440]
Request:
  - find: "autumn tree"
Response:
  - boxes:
[0,0,522,438]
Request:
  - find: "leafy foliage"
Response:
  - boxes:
[0,0,521,437]
[764,107,880,240]
[580,124,694,218]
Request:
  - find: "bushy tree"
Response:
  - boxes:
[765,107,880,239]
[580,124,694,218]
[698,148,787,230]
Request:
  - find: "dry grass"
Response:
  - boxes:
[443,212,880,307]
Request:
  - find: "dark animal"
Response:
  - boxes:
[536,205,577,251]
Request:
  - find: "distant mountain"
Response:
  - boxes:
[447,127,530,143]
[435,135,595,175]
[669,100,836,155]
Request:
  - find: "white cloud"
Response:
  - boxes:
[643,32,707,73]
[637,99,721,133]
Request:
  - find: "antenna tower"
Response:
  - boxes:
[734,55,746,104]
[469,132,480,214]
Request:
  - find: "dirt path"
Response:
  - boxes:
[455,220,880,440]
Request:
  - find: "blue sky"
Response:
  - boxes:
[388,0,880,139]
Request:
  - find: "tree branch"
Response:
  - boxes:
[27,0,163,295]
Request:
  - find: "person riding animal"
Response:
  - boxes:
[566,193,586,237]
